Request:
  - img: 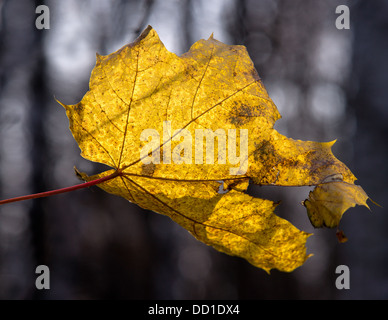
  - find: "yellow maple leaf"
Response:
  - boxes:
[59,26,370,273]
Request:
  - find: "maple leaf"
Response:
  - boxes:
[59,26,370,273]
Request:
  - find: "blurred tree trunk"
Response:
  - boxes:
[0,0,50,299]
[27,0,50,299]
[344,0,388,299]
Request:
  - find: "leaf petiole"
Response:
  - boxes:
[0,170,121,206]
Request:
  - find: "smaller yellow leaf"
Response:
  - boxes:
[303,181,369,228]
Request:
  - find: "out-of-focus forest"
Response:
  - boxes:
[0,0,386,299]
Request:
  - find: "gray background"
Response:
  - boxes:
[0,0,386,299]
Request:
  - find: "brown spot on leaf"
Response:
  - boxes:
[74,102,84,112]
[141,163,156,176]
[229,102,263,126]
[249,68,261,81]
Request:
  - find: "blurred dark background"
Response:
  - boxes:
[0,0,386,299]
